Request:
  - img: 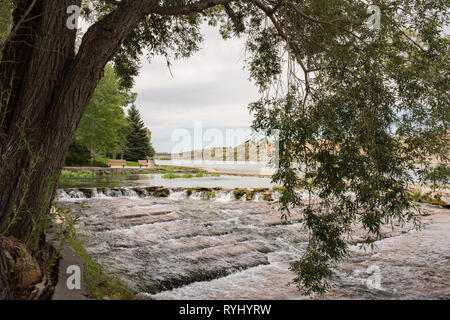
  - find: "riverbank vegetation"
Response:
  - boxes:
[52,205,138,300]
[67,235,138,300]
[162,172,220,179]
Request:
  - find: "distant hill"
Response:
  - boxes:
[170,140,276,162]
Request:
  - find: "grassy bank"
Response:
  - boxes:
[67,235,140,300]
[157,165,204,173]
[95,158,143,167]
[162,172,220,179]
[64,161,205,174]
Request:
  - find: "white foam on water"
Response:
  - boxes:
[215,191,234,203]
[122,188,139,199]
[55,190,71,200]
[169,190,188,200]
[253,192,263,202]
[104,189,123,197]
[69,190,85,198]
[92,189,110,199]
[271,191,280,201]
[189,191,207,200]
[56,189,88,202]
[149,253,300,300]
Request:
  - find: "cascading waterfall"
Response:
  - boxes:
[68,190,85,198]
[253,193,263,202]
[55,186,279,203]
[215,191,234,203]
[91,189,108,198]
[56,189,71,200]
[168,191,188,200]
[55,182,450,300]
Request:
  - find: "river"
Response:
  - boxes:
[56,172,450,299]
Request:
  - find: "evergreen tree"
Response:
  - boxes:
[71,65,130,164]
[123,105,153,161]
[1,0,448,298]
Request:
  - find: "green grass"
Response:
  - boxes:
[161,172,220,179]
[67,236,140,300]
[71,158,203,173]
[157,165,204,172]
[92,158,108,166]
[60,170,96,179]
[95,158,141,167]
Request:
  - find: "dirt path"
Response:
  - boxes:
[52,245,91,300]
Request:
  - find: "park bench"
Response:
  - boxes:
[138,160,149,168]
[108,159,126,167]
[138,159,156,168]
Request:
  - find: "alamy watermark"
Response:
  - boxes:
[66,5,81,30]
[66,265,81,290]
[65,3,382,31]
[170,121,279,175]
[352,265,383,290]
[366,5,381,31]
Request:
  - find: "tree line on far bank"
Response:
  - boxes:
[65,65,155,166]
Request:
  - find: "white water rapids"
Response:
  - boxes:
[56,187,450,300]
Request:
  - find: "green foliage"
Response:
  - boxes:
[420,164,450,189]
[247,0,449,294]
[71,65,130,162]
[0,0,12,43]
[158,165,204,173]
[123,105,154,161]
[60,170,96,179]
[67,235,138,300]
[290,248,333,295]
[64,140,91,166]
[161,172,219,179]
[162,173,192,179]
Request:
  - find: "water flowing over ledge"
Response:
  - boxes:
[57,191,450,299]
[56,187,281,202]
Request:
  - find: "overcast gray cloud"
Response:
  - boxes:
[133,25,260,153]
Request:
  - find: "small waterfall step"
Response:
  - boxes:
[56,186,280,202]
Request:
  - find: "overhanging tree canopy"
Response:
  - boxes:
[0,0,448,298]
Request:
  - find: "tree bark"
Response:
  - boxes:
[0,237,11,299]
[0,0,147,241]
[0,1,146,297]
[0,0,81,243]
[0,0,233,300]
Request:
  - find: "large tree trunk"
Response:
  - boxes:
[0,0,79,240]
[0,0,147,298]
[0,237,11,299]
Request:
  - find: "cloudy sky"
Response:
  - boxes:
[132,25,261,153]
